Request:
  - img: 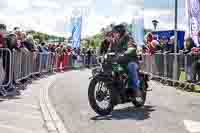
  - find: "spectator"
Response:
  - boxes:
[0,33,4,48]
[198,31,200,46]
[23,34,36,52]
[86,48,91,67]
[141,45,148,54]
[72,48,77,57]
[3,30,21,92]
[44,44,49,52]
[163,36,175,53]
[56,44,65,71]
[0,24,7,93]
[62,46,68,69]
[38,42,48,52]
[99,38,110,55]
[0,24,6,48]
[148,39,158,55]
[48,44,52,51]
[145,32,153,45]
[156,36,166,52]
[183,37,195,54]
[72,48,77,67]
[37,43,43,52]
[51,44,56,52]
[82,48,86,55]
[191,60,200,82]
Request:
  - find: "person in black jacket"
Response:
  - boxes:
[86,48,91,67]
[23,34,36,52]
[99,39,110,55]
[183,37,195,54]
[2,33,20,93]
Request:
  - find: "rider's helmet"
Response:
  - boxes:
[112,24,126,37]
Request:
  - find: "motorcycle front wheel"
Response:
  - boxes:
[88,78,115,116]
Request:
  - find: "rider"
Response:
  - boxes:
[99,24,142,101]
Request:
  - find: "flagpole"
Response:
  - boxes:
[185,0,190,36]
[173,0,178,81]
[174,0,178,53]
[80,16,82,49]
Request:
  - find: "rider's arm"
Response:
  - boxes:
[125,47,136,55]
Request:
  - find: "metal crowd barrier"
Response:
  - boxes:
[0,49,98,91]
[0,48,12,87]
[141,53,200,85]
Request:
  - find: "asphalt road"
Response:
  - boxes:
[49,69,200,133]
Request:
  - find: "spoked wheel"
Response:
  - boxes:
[132,90,146,107]
[88,79,115,116]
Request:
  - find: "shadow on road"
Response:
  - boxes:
[91,105,155,121]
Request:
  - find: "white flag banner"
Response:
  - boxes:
[186,0,200,47]
[132,16,144,46]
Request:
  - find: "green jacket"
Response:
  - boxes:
[115,35,138,63]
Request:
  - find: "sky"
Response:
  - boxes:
[0,0,187,38]
[144,0,188,31]
[0,0,144,37]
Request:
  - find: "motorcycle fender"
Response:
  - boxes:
[91,73,113,83]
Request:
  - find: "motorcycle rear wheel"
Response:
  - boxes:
[132,90,146,107]
[132,81,147,107]
[88,78,115,116]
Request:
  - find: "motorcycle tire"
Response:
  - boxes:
[132,81,147,107]
[88,78,115,116]
[132,90,146,107]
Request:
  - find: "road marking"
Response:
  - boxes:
[0,124,34,133]
[40,74,68,133]
[2,102,39,110]
[184,120,200,133]
[0,109,41,120]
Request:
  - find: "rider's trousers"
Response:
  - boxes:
[128,62,140,91]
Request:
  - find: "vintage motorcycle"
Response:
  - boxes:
[88,52,150,116]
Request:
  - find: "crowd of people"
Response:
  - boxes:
[142,32,200,82]
[142,32,200,55]
[0,23,97,96]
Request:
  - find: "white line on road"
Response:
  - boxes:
[184,120,200,133]
[40,74,68,133]
[0,109,42,120]
[2,101,40,109]
[0,124,35,133]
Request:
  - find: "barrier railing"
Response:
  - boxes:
[141,53,200,85]
[0,48,12,87]
[2,47,199,93]
[0,49,98,93]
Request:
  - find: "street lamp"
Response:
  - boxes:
[152,20,159,30]
[173,0,178,81]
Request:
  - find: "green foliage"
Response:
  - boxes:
[27,30,65,43]
[86,33,104,48]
